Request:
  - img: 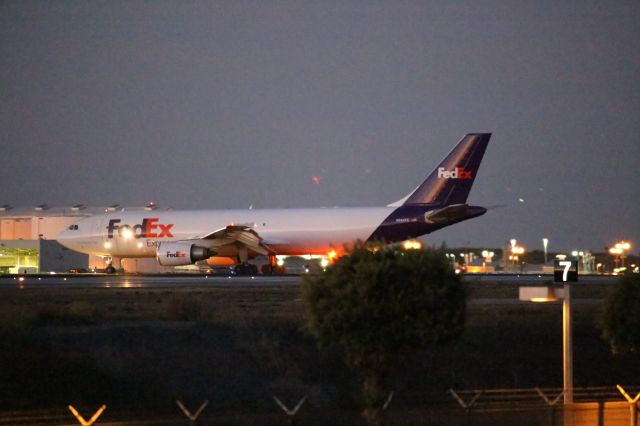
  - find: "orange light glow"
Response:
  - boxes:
[403,240,422,250]
[614,241,631,251]
[206,256,236,267]
[327,249,338,261]
[511,246,525,255]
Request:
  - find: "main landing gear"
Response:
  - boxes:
[104,256,121,274]
[233,246,258,275]
[233,249,285,275]
[234,262,259,275]
[260,254,285,275]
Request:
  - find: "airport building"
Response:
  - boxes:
[0,205,171,274]
[0,205,91,274]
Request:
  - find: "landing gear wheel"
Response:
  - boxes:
[261,264,285,275]
[234,263,258,276]
[262,255,285,275]
[103,256,119,274]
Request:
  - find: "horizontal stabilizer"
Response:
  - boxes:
[424,204,471,224]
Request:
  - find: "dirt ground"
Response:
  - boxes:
[0,278,637,421]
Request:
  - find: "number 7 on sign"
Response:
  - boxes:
[559,261,572,282]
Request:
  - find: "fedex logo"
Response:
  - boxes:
[437,167,473,180]
[107,218,174,239]
[166,251,186,258]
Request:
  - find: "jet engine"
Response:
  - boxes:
[156,242,214,266]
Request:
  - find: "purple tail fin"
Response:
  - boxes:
[402,133,491,206]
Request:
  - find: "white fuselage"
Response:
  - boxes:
[56,133,492,263]
[57,207,395,258]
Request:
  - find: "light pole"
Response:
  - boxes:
[610,241,632,272]
[519,258,578,405]
[562,279,573,404]
[610,247,621,270]
[542,238,549,264]
[510,243,525,273]
[616,241,630,268]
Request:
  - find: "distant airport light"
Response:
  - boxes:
[510,245,525,255]
[613,267,627,275]
[616,241,631,251]
[507,241,525,272]
[509,239,525,255]
[610,240,632,270]
[403,240,422,250]
[481,250,495,262]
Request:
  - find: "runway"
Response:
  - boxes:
[0,274,302,289]
[0,272,617,294]
[0,273,615,311]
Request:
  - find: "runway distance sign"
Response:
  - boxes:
[554,259,578,282]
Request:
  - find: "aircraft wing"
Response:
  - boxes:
[193,225,274,256]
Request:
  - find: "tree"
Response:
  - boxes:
[598,273,640,354]
[302,245,466,425]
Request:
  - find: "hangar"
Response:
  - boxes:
[0,204,171,274]
[0,205,92,274]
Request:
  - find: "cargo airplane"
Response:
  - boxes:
[57,133,491,274]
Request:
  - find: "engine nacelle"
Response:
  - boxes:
[156,242,214,266]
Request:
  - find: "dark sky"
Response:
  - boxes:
[1,1,639,252]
